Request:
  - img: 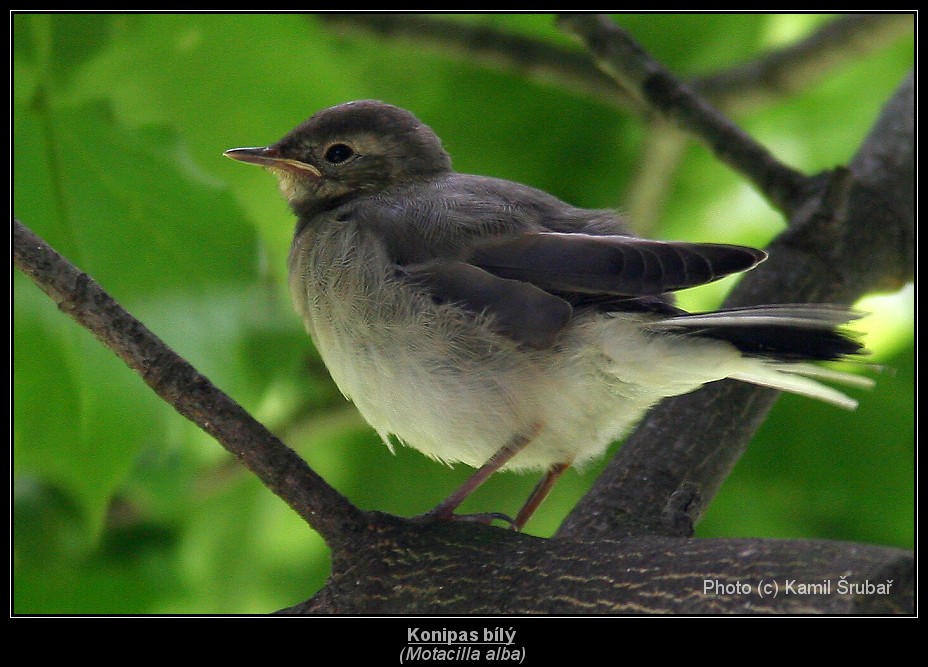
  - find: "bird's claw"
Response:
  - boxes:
[414,508,517,529]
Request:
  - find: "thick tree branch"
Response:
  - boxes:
[13,219,363,547]
[282,513,912,614]
[558,71,914,541]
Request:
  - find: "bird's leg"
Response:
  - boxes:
[421,422,543,528]
[513,462,571,531]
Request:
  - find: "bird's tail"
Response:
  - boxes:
[728,360,874,409]
[651,304,875,409]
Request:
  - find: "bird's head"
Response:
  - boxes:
[225,100,452,214]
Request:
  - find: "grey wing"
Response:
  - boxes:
[465,232,767,296]
[398,232,765,349]
[364,178,766,348]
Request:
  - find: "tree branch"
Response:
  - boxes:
[315,13,641,110]
[625,13,913,231]
[556,13,809,215]
[622,120,688,234]
[696,13,914,114]
[13,218,363,547]
[280,514,912,614]
[316,14,911,117]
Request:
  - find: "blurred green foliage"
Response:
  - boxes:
[13,13,913,614]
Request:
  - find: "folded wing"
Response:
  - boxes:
[466,232,767,296]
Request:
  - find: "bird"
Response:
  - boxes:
[225,99,872,531]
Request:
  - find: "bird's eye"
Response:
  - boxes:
[324,143,355,164]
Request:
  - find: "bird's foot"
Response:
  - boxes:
[413,507,517,529]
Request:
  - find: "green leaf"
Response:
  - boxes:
[13,15,264,539]
[14,276,167,534]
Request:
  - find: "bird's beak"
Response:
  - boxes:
[224,146,322,179]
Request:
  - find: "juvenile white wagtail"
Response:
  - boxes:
[226,100,871,530]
